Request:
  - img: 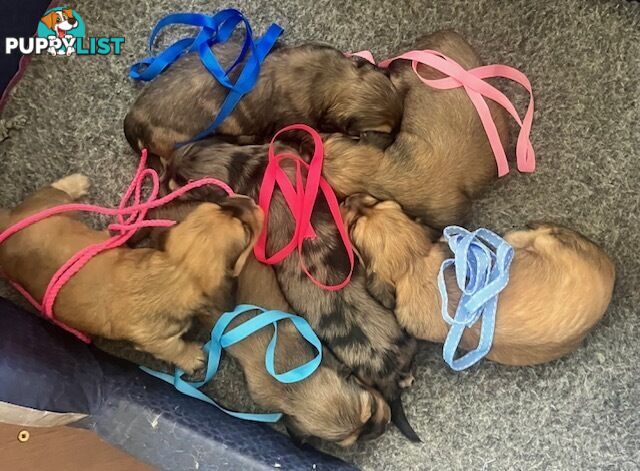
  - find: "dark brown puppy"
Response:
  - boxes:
[124,42,402,159]
[163,140,418,425]
[0,175,263,373]
[322,30,510,229]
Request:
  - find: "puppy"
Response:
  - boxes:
[342,194,616,366]
[323,30,510,229]
[124,42,402,159]
[163,140,418,412]
[0,175,263,373]
[201,256,389,446]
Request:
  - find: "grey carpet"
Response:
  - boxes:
[1,0,639,469]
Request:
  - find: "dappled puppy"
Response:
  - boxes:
[343,194,616,366]
[163,139,419,439]
[323,30,509,229]
[0,175,263,373]
[219,257,392,446]
[124,42,402,159]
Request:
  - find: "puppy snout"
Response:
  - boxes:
[68,17,77,25]
[359,397,391,442]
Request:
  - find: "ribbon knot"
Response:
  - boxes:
[142,304,323,422]
[253,124,355,291]
[0,150,234,343]
[351,49,536,177]
[130,9,283,143]
[437,226,514,371]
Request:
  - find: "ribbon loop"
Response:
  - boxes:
[349,48,536,176]
[437,226,514,371]
[0,149,234,342]
[253,124,355,291]
[142,304,323,422]
[130,9,283,143]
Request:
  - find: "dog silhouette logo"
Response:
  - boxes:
[37,7,86,56]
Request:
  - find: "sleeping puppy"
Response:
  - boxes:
[342,194,616,366]
[162,140,419,435]
[208,256,392,446]
[323,30,510,229]
[0,175,263,373]
[124,42,402,159]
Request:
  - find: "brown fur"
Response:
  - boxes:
[323,30,510,229]
[163,140,418,402]
[124,43,402,159]
[343,194,616,366]
[144,201,392,445]
[0,175,263,373]
[218,257,391,446]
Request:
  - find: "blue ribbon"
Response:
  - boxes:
[438,226,514,371]
[141,304,323,423]
[130,9,283,143]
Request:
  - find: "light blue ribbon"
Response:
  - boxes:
[141,304,323,423]
[130,9,283,143]
[438,226,514,371]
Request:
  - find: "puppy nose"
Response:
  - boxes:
[68,17,77,25]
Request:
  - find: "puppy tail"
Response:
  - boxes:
[390,395,422,443]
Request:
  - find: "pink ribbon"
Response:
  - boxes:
[350,49,535,176]
[0,150,233,342]
[254,124,355,291]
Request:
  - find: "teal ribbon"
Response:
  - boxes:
[142,304,323,422]
[438,226,514,371]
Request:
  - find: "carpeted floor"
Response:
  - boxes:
[1,0,639,469]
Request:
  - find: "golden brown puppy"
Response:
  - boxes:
[141,200,393,446]
[0,174,263,373]
[323,30,509,229]
[215,257,392,446]
[342,194,616,366]
[124,42,402,159]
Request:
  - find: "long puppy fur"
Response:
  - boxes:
[322,30,510,229]
[222,257,392,446]
[162,141,418,407]
[0,175,263,373]
[124,42,402,159]
[343,194,616,366]
[145,201,393,446]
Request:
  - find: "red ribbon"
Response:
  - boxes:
[253,124,354,291]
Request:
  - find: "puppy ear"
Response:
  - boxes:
[63,9,74,19]
[366,271,396,310]
[217,196,262,277]
[41,12,56,30]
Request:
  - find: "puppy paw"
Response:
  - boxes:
[52,174,90,199]
[175,342,206,375]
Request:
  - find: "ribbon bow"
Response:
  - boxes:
[130,9,283,142]
[142,304,323,422]
[437,226,514,371]
[0,149,233,342]
[351,49,535,177]
[253,124,355,291]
